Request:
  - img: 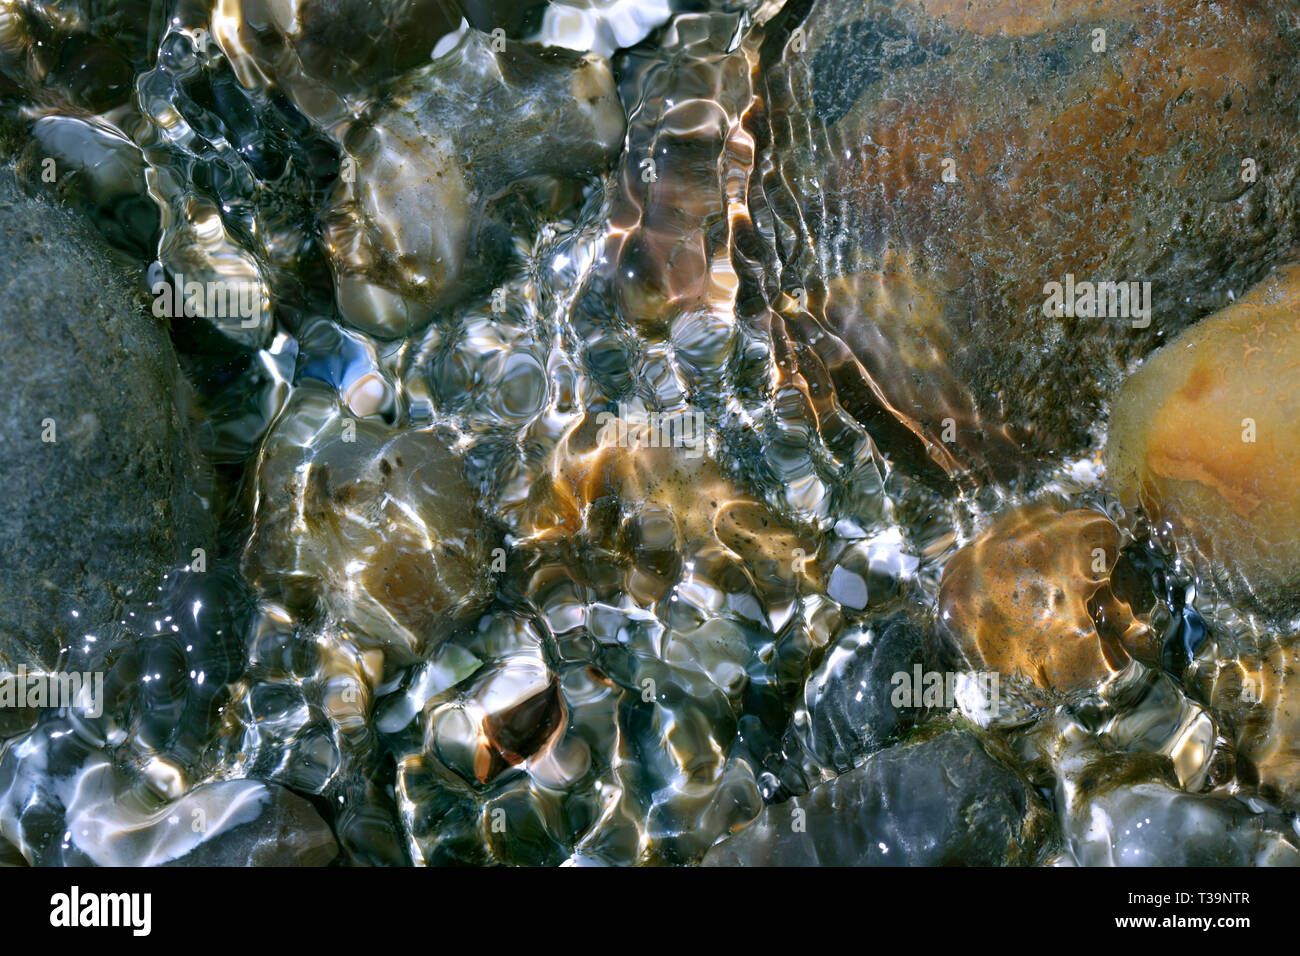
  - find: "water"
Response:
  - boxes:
[2,0,1300,866]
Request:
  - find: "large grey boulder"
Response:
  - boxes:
[0,167,213,671]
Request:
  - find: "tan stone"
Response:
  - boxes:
[937,504,1157,693]
[1206,639,1300,804]
[515,411,824,608]
[243,390,495,661]
[1106,263,1300,611]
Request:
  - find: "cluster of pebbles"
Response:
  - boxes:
[2,0,1300,866]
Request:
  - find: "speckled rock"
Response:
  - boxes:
[0,167,213,671]
[936,504,1158,695]
[765,0,1300,483]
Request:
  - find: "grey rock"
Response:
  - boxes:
[703,729,1048,866]
[0,167,213,670]
[322,26,626,336]
[1070,782,1300,866]
[800,615,927,773]
[1058,750,1300,866]
[156,782,338,867]
[0,718,337,866]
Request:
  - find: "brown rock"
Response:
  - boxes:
[1205,638,1300,805]
[765,0,1300,483]
[243,389,497,662]
[514,410,824,611]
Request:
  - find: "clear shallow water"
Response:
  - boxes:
[2,0,1300,866]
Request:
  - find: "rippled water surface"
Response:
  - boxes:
[3,0,1300,867]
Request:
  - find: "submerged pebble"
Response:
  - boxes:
[0,719,337,866]
[322,25,625,337]
[1202,636,1300,807]
[243,387,498,663]
[1106,262,1300,615]
[936,504,1159,696]
[767,0,1300,483]
[703,728,1050,866]
[797,614,928,774]
[1047,724,1300,866]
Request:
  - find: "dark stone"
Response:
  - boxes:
[703,729,1048,866]
[801,615,927,773]
[0,166,213,670]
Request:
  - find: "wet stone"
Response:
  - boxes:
[213,0,467,126]
[766,0,1300,484]
[0,166,214,671]
[1202,636,1300,807]
[1106,262,1300,616]
[797,614,928,774]
[322,25,625,337]
[25,116,159,257]
[155,782,339,867]
[702,729,1049,866]
[0,718,337,866]
[1057,748,1300,867]
[416,618,564,787]
[936,504,1159,696]
[243,388,498,663]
